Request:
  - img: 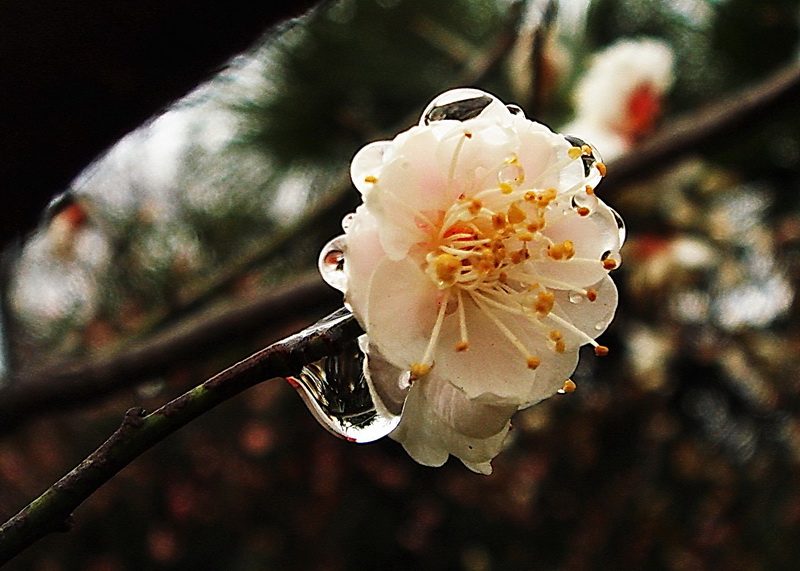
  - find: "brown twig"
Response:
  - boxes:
[0,308,362,565]
[603,64,800,189]
[3,62,799,430]
[0,274,338,431]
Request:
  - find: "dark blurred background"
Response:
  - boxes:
[1,0,800,569]
[0,0,318,246]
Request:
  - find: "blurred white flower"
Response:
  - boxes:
[321,88,623,473]
[564,38,675,161]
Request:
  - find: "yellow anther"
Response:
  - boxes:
[581,144,593,155]
[507,202,526,224]
[561,379,577,393]
[464,132,473,139]
[594,345,609,357]
[510,247,529,264]
[585,185,595,196]
[434,253,461,284]
[577,206,591,217]
[596,162,607,177]
[517,232,534,242]
[455,341,469,352]
[499,182,515,195]
[467,198,483,215]
[586,289,598,302]
[603,258,618,270]
[534,291,554,315]
[568,147,582,160]
[527,218,544,232]
[364,175,378,184]
[547,243,565,260]
[526,357,541,370]
[410,362,432,381]
[524,191,536,201]
[498,272,508,283]
[563,240,575,260]
[492,213,507,230]
[554,340,566,353]
[549,330,563,341]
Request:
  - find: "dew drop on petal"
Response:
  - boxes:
[341,212,355,231]
[498,163,525,187]
[319,236,348,292]
[286,310,401,443]
[612,208,627,246]
[601,250,623,269]
[421,88,499,124]
[568,291,584,304]
[571,191,599,211]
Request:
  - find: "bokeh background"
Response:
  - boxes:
[2,0,800,569]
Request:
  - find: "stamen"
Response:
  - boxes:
[470,292,537,367]
[419,290,451,369]
[558,379,577,394]
[409,362,432,382]
[364,175,378,184]
[456,289,469,351]
[603,258,618,270]
[507,202,527,224]
[595,162,607,177]
[447,132,470,193]
[594,345,609,356]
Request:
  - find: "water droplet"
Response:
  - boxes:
[421,89,498,125]
[287,310,401,443]
[570,190,599,211]
[319,236,348,292]
[341,212,355,231]
[595,320,607,331]
[506,103,524,116]
[601,250,623,269]
[498,162,524,186]
[563,135,604,184]
[612,208,626,246]
[568,291,584,304]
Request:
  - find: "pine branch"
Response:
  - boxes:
[0,308,362,565]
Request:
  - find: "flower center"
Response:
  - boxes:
[409,147,608,380]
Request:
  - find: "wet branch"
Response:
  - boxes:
[2,60,798,431]
[0,275,338,431]
[0,309,362,565]
[604,63,800,189]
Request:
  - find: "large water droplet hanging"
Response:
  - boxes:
[421,88,499,125]
[319,236,348,293]
[287,309,401,443]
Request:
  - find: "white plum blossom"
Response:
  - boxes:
[564,38,674,161]
[320,88,624,473]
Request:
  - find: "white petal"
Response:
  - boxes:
[389,375,512,474]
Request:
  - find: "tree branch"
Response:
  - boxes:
[0,274,338,431]
[0,308,362,565]
[603,63,800,189]
[3,59,798,431]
